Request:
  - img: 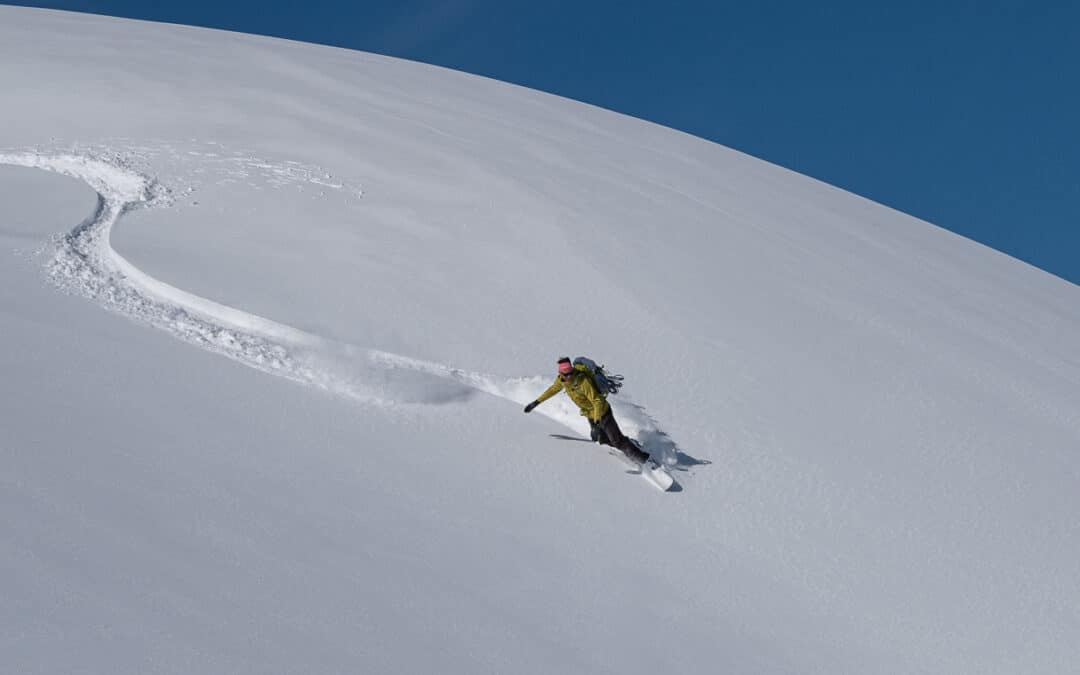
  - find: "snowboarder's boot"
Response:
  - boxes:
[623,441,650,466]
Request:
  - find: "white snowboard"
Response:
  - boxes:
[610,450,676,491]
[640,460,676,491]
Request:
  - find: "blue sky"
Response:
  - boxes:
[11,1,1079,285]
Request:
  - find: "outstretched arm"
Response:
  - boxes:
[536,378,563,403]
[524,377,562,412]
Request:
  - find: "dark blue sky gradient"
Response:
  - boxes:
[9,1,1079,284]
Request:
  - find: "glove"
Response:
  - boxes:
[523,400,539,413]
[589,421,601,443]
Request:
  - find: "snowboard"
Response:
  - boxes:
[610,449,676,492]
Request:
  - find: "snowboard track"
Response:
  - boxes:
[1,150,686,471]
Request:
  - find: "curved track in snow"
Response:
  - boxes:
[0,151,684,468]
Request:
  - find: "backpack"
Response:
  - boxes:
[572,356,624,396]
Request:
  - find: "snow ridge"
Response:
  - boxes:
[1,150,683,468]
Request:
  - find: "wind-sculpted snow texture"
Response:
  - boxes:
[2,6,1079,675]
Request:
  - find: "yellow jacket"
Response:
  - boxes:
[536,364,610,422]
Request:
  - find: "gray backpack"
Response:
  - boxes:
[573,356,624,396]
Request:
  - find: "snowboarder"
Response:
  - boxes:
[523,356,651,465]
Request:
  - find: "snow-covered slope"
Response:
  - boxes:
[2,7,1077,674]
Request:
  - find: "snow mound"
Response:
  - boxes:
[2,7,1078,674]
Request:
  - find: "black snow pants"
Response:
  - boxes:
[593,410,650,464]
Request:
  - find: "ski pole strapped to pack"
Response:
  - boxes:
[573,356,624,396]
